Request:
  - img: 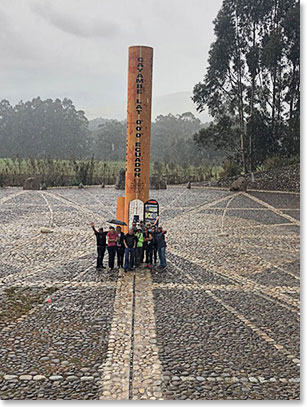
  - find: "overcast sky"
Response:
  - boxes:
[0,0,223,122]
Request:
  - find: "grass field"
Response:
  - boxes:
[0,157,220,187]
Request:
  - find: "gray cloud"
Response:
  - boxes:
[0,8,39,64]
[1,0,223,121]
[31,1,119,38]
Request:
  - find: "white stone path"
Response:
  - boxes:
[99,269,163,400]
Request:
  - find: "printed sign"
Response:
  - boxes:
[129,199,144,227]
[144,199,159,225]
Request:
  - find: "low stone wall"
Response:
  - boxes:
[197,164,300,193]
[0,174,115,188]
[1,165,300,192]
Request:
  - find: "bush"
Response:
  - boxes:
[259,155,300,171]
[0,157,123,187]
[219,159,241,178]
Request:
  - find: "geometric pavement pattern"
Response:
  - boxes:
[0,186,300,400]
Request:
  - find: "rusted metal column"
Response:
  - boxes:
[117,46,153,232]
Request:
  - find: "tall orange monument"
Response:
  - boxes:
[116,46,153,232]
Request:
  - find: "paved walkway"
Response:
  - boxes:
[0,186,300,399]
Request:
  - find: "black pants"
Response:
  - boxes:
[145,246,153,265]
[107,246,117,269]
[135,247,143,267]
[153,247,158,264]
[117,246,125,267]
[97,246,106,268]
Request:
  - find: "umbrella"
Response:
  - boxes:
[107,219,127,226]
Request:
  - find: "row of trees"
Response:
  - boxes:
[91,112,223,164]
[0,98,90,159]
[0,97,223,166]
[192,0,299,172]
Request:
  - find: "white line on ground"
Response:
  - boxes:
[40,191,109,226]
[84,190,116,219]
[99,269,134,400]
[39,192,54,227]
[242,192,300,226]
[0,190,28,205]
[166,251,299,359]
[132,271,163,400]
[164,193,238,226]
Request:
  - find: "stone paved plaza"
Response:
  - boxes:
[0,186,300,400]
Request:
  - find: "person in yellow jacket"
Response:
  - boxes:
[135,228,144,267]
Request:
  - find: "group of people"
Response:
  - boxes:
[90,217,167,272]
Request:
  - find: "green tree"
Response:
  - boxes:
[151,112,212,164]
[0,97,91,159]
[0,100,14,157]
[91,119,126,161]
[193,0,300,172]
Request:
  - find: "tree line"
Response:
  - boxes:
[0,98,90,159]
[0,97,223,166]
[90,112,224,164]
[192,0,299,173]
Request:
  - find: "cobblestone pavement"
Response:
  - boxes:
[0,186,300,400]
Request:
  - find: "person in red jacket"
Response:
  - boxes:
[106,226,118,271]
